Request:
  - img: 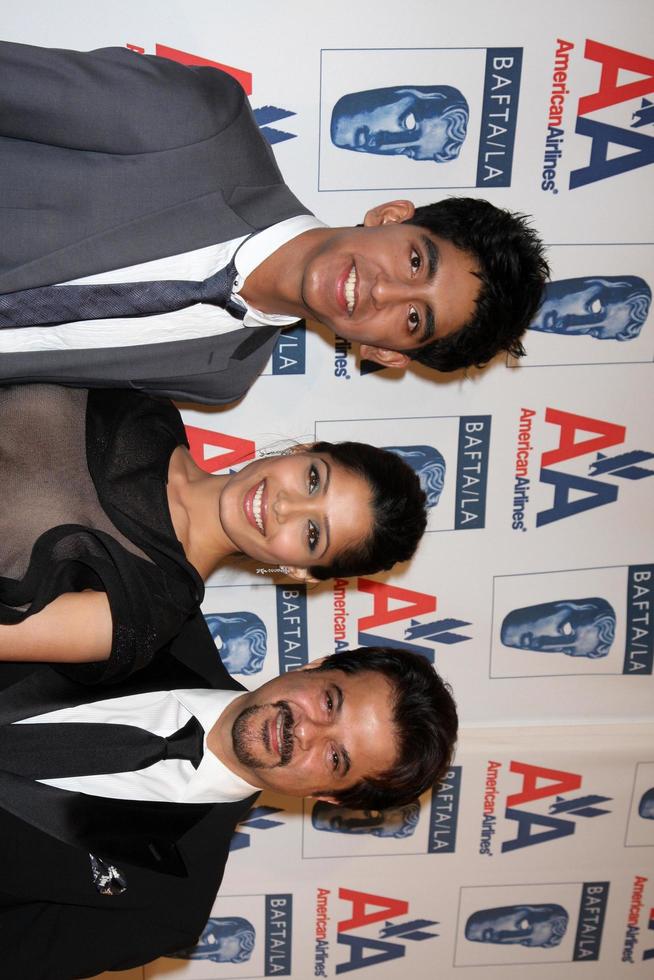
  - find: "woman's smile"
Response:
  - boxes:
[243,478,267,536]
[218,452,373,572]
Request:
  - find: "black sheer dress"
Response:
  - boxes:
[0,386,204,684]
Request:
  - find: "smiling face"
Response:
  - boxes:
[225,665,397,800]
[298,202,481,367]
[218,451,374,577]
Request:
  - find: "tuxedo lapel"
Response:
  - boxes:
[0,649,213,725]
[0,768,218,875]
[0,612,243,725]
[0,664,98,725]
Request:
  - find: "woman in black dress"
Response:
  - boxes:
[0,386,426,683]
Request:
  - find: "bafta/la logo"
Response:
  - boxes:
[336,889,439,974]
[571,40,654,189]
[536,408,654,527]
[126,42,297,143]
[354,578,471,663]
[501,761,611,853]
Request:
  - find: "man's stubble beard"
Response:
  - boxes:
[232,700,294,769]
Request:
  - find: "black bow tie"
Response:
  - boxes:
[0,714,204,778]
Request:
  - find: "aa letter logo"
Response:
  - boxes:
[501,761,611,853]
[536,408,654,527]
[355,578,471,664]
[337,889,439,974]
[572,41,654,189]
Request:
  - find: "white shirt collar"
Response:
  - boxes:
[174,689,259,803]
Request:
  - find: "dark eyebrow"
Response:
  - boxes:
[323,458,331,494]
[419,235,438,344]
[422,234,438,281]
[332,684,351,778]
[340,745,352,778]
[317,459,331,559]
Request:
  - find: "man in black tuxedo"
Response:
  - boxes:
[0,617,457,979]
[0,41,548,403]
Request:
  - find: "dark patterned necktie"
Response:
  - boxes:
[0,260,245,328]
[0,714,204,777]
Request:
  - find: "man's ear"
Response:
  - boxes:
[285,565,320,585]
[311,794,341,805]
[360,344,410,369]
[363,200,416,227]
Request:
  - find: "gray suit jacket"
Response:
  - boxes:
[0,41,311,403]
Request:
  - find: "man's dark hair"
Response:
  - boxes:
[314,647,458,808]
[309,441,427,581]
[406,197,549,371]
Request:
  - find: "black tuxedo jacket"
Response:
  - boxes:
[0,41,312,404]
[0,614,259,979]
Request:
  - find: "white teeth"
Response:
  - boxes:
[344,265,356,314]
[276,712,283,757]
[253,482,265,534]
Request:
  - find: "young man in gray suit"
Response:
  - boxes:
[0,41,548,403]
[0,616,457,978]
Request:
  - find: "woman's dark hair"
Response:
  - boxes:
[406,197,550,371]
[314,647,458,809]
[309,441,427,580]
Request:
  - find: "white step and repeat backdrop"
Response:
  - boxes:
[5,2,654,977]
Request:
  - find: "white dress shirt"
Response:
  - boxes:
[0,214,325,353]
[16,688,258,803]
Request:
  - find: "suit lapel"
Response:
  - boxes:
[0,190,252,294]
[232,324,279,361]
[1,177,310,295]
